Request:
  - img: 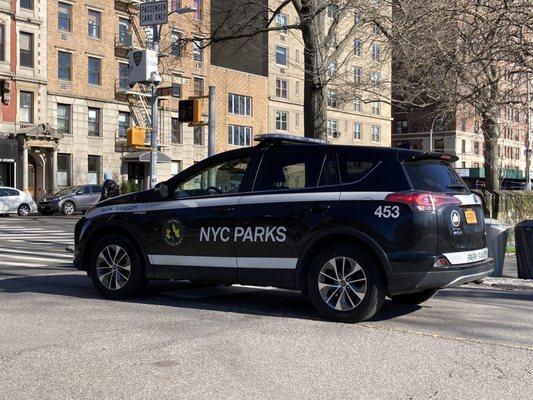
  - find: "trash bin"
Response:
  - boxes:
[514,220,533,279]
[485,219,510,277]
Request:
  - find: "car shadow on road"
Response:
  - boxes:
[0,272,424,322]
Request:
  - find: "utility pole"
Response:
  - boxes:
[149,23,160,190]
[208,86,216,157]
[526,72,532,191]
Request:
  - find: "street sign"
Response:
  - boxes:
[140,0,168,27]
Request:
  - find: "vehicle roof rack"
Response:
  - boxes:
[406,152,459,163]
[254,133,329,145]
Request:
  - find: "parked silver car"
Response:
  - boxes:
[38,185,102,216]
[0,187,37,216]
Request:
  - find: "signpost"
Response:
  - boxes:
[140,1,168,27]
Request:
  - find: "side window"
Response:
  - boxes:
[91,185,102,193]
[0,189,7,197]
[8,189,19,196]
[80,186,91,194]
[254,151,333,191]
[174,158,251,198]
[338,153,377,184]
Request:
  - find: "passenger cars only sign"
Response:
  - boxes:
[140,1,168,26]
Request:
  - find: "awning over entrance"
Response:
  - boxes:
[123,151,172,163]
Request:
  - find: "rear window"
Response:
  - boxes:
[404,161,469,194]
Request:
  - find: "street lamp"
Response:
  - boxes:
[429,115,442,152]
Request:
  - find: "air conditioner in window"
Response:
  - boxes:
[60,32,70,41]
[195,62,203,70]
[331,131,341,139]
[59,82,71,91]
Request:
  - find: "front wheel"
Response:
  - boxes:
[17,204,31,216]
[62,201,75,215]
[307,244,385,323]
[389,289,438,305]
[89,235,146,299]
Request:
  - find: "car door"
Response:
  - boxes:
[3,188,21,213]
[235,146,340,288]
[74,186,92,209]
[0,189,7,212]
[89,185,102,207]
[143,150,258,282]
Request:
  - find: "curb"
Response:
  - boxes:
[468,277,533,293]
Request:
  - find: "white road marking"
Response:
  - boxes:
[0,253,72,263]
[0,248,73,259]
[0,260,47,267]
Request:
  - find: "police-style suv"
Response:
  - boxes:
[74,135,492,322]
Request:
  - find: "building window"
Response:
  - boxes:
[228,125,252,147]
[20,0,33,10]
[228,93,252,116]
[19,91,33,123]
[58,2,72,32]
[193,77,203,96]
[474,141,480,155]
[19,32,33,68]
[88,108,101,137]
[171,117,182,144]
[88,57,101,85]
[0,25,4,62]
[172,83,182,97]
[88,10,101,38]
[118,112,130,138]
[171,31,182,56]
[276,111,288,131]
[434,139,445,152]
[87,155,101,185]
[395,120,408,134]
[194,0,203,20]
[194,126,203,145]
[371,44,381,61]
[371,101,381,116]
[57,153,71,187]
[354,39,362,56]
[119,63,129,89]
[328,90,339,108]
[371,71,381,86]
[57,104,71,134]
[354,122,362,140]
[327,120,338,137]
[372,126,381,142]
[118,18,131,45]
[275,46,288,66]
[354,66,362,83]
[58,51,72,81]
[354,97,362,112]
[275,78,288,99]
[461,139,466,154]
[276,14,288,35]
[193,37,203,61]
[327,61,338,78]
[171,160,182,176]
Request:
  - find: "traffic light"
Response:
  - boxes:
[178,99,203,124]
[127,126,147,147]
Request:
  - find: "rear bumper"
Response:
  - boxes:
[387,258,493,295]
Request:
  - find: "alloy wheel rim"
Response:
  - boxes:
[65,203,74,214]
[318,256,367,311]
[96,245,131,290]
[19,205,29,215]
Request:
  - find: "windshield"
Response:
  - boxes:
[404,161,469,194]
[53,186,78,197]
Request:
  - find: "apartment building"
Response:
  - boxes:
[40,0,267,195]
[0,0,48,196]
[211,0,392,148]
[392,100,531,186]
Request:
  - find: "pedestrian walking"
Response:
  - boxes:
[100,172,120,201]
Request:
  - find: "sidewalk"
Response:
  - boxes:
[502,253,518,278]
[471,253,533,292]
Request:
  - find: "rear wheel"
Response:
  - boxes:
[307,244,385,323]
[89,235,146,299]
[389,289,438,305]
[62,201,75,215]
[17,204,30,216]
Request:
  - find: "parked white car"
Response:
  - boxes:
[0,187,37,216]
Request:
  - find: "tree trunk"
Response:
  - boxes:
[481,113,500,191]
[299,1,327,140]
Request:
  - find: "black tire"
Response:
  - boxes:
[389,289,438,305]
[17,203,31,216]
[62,201,75,215]
[88,234,146,299]
[307,244,385,323]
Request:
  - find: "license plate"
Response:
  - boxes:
[464,209,477,224]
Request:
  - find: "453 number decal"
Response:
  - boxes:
[374,205,400,219]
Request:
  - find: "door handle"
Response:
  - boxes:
[307,205,331,214]
[212,206,235,214]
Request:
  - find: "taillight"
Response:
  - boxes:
[385,191,461,212]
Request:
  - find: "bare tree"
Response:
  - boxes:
[390,0,533,190]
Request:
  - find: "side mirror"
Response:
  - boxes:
[76,190,83,195]
[155,183,169,199]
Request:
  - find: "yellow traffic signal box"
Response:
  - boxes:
[127,126,147,147]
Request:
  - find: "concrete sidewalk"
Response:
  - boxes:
[502,253,518,278]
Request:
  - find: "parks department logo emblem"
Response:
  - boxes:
[451,210,461,227]
[163,219,185,247]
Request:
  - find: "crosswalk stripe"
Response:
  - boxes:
[0,260,47,267]
[0,248,73,259]
[0,253,72,263]
[0,233,72,237]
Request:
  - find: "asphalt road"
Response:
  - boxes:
[0,215,532,399]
